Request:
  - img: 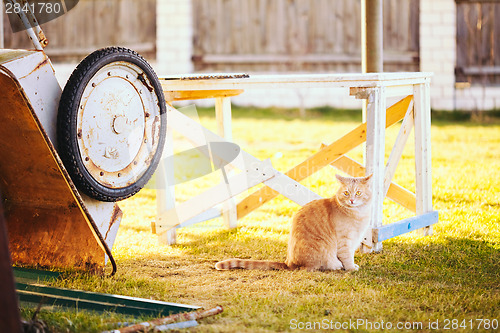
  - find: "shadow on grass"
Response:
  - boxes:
[165,229,500,289]
[356,236,499,291]
[132,226,500,290]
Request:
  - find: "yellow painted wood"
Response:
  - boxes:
[236,95,413,219]
[163,89,244,101]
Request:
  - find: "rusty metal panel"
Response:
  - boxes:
[0,62,115,272]
[83,196,122,258]
[0,50,61,147]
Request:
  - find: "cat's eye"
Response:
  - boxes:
[343,191,350,197]
[355,191,362,196]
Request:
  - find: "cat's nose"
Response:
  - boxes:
[350,199,354,204]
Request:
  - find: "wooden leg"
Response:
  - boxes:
[215,97,238,229]
[414,81,433,236]
[157,126,177,245]
[362,87,387,253]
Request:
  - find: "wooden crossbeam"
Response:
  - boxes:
[164,89,244,101]
[236,95,413,219]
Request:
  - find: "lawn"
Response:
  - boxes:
[21,106,500,332]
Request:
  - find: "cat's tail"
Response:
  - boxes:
[215,258,289,270]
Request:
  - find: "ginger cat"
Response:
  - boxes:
[215,174,372,272]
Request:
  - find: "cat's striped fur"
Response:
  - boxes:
[215,174,373,272]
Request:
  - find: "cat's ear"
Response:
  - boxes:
[361,174,373,183]
[335,174,347,183]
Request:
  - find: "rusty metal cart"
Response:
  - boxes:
[0,0,166,274]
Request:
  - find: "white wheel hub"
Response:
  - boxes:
[77,62,162,189]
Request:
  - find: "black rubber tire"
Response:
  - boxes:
[57,46,166,202]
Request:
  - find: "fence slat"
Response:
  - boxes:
[193,0,419,73]
[3,0,156,62]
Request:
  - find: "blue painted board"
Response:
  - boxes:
[373,211,438,242]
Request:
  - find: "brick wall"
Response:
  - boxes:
[420,0,500,111]
[156,0,193,75]
[419,0,456,110]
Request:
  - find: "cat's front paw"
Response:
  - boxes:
[326,260,344,271]
[330,263,343,271]
[345,264,359,272]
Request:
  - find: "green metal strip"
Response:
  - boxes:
[14,268,200,317]
[17,282,200,316]
[13,267,61,283]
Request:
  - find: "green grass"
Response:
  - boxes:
[20,107,500,332]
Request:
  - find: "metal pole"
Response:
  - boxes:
[9,0,48,50]
[362,0,383,73]
[361,0,384,121]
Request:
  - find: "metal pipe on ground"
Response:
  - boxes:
[105,306,224,333]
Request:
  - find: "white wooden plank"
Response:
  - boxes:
[175,208,222,229]
[262,172,323,206]
[363,87,387,253]
[215,97,238,230]
[385,84,415,97]
[166,105,247,171]
[156,159,278,235]
[161,73,433,92]
[215,97,233,141]
[414,80,433,236]
[384,99,414,196]
[166,105,322,204]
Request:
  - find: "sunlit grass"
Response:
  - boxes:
[22,107,500,332]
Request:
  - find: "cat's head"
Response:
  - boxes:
[335,174,372,208]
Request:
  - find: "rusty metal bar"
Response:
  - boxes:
[7,0,48,49]
[112,305,224,333]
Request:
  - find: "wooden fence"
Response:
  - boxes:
[3,0,156,62]
[456,1,500,85]
[192,0,420,73]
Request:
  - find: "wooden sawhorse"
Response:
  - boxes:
[152,73,438,252]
